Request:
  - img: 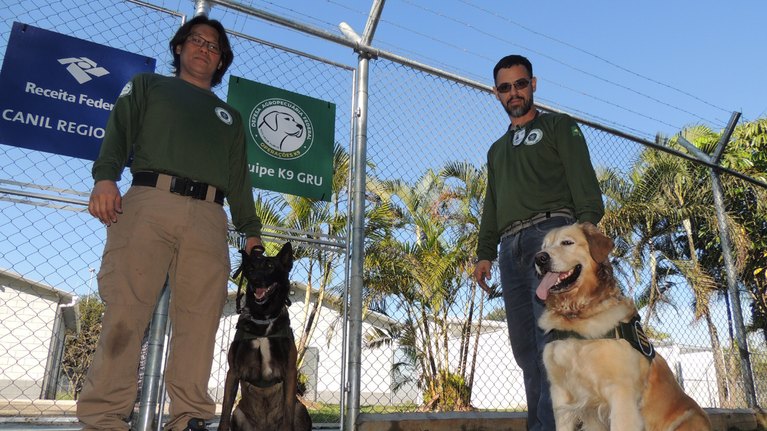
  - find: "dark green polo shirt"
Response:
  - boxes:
[92,73,261,237]
[476,112,604,261]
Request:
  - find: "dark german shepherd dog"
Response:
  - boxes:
[219,242,311,431]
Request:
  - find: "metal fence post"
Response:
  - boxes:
[134,282,171,431]
[710,170,757,407]
[344,53,367,431]
[677,112,757,407]
[343,2,386,430]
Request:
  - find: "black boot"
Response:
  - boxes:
[181,418,208,431]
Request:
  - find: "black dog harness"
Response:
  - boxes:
[545,315,655,360]
[233,309,294,342]
[231,310,294,388]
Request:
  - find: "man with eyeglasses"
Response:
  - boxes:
[77,15,262,431]
[473,55,603,431]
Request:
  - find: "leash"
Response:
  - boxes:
[545,315,655,360]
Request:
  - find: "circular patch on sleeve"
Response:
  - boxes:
[215,107,233,125]
[118,81,133,98]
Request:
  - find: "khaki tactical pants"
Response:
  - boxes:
[77,186,230,431]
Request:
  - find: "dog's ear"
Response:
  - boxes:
[260,111,279,131]
[278,242,294,271]
[581,222,613,264]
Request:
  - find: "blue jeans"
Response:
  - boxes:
[499,216,574,431]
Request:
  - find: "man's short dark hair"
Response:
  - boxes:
[169,15,233,87]
[493,55,533,83]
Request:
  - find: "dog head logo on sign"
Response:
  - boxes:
[250,98,314,160]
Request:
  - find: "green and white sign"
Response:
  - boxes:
[228,76,335,201]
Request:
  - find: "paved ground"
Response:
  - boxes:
[0,421,341,431]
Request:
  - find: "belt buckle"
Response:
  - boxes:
[169,176,187,196]
[171,176,208,200]
[185,181,203,199]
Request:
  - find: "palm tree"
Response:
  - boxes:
[701,118,767,344]
[365,170,473,410]
[678,121,767,404]
[599,166,680,320]
[438,161,495,396]
[287,145,361,368]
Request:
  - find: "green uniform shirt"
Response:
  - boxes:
[92,73,262,237]
[476,112,604,261]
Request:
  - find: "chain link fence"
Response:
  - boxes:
[1,0,765,426]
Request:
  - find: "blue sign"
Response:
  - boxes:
[0,22,155,160]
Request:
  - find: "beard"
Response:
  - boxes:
[504,94,534,118]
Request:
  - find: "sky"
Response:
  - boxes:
[159,0,767,142]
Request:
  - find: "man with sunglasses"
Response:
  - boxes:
[473,55,603,431]
[77,15,262,431]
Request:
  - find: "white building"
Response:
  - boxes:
[0,268,79,400]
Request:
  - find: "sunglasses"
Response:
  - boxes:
[186,33,221,55]
[496,78,531,93]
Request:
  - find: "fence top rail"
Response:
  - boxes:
[228,29,355,72]
[126,0,185,18]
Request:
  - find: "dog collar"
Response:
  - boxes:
[546,315,655,360]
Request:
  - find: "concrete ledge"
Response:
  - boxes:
[357,409,764,431]
[707,408,762,431]
[358,412,528,431]
[2,402,764,431]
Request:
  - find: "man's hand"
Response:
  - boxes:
[244,236,263,254]
[473,259,493,293]
[89,180,122,226]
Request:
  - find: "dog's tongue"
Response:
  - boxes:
[536,272,560,301]
[255,287,266,299]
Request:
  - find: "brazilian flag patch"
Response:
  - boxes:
[571,125,583,138]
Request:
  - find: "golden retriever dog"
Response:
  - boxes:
[534,222,711,431]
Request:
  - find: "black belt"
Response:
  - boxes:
[131,172,224,205]
[500,209,574,240]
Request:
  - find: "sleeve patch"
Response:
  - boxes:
[571,125,583,137]
[118,81,133,98]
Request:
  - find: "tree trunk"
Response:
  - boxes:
[704,310,733,407]
[646,247,658,324]
[468,286,486,396]
[420,306,437,378]
[297,260,331,365]
[459,278,477,377]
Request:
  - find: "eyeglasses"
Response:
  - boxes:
[186,33,221,55]
[496,78,531,93]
